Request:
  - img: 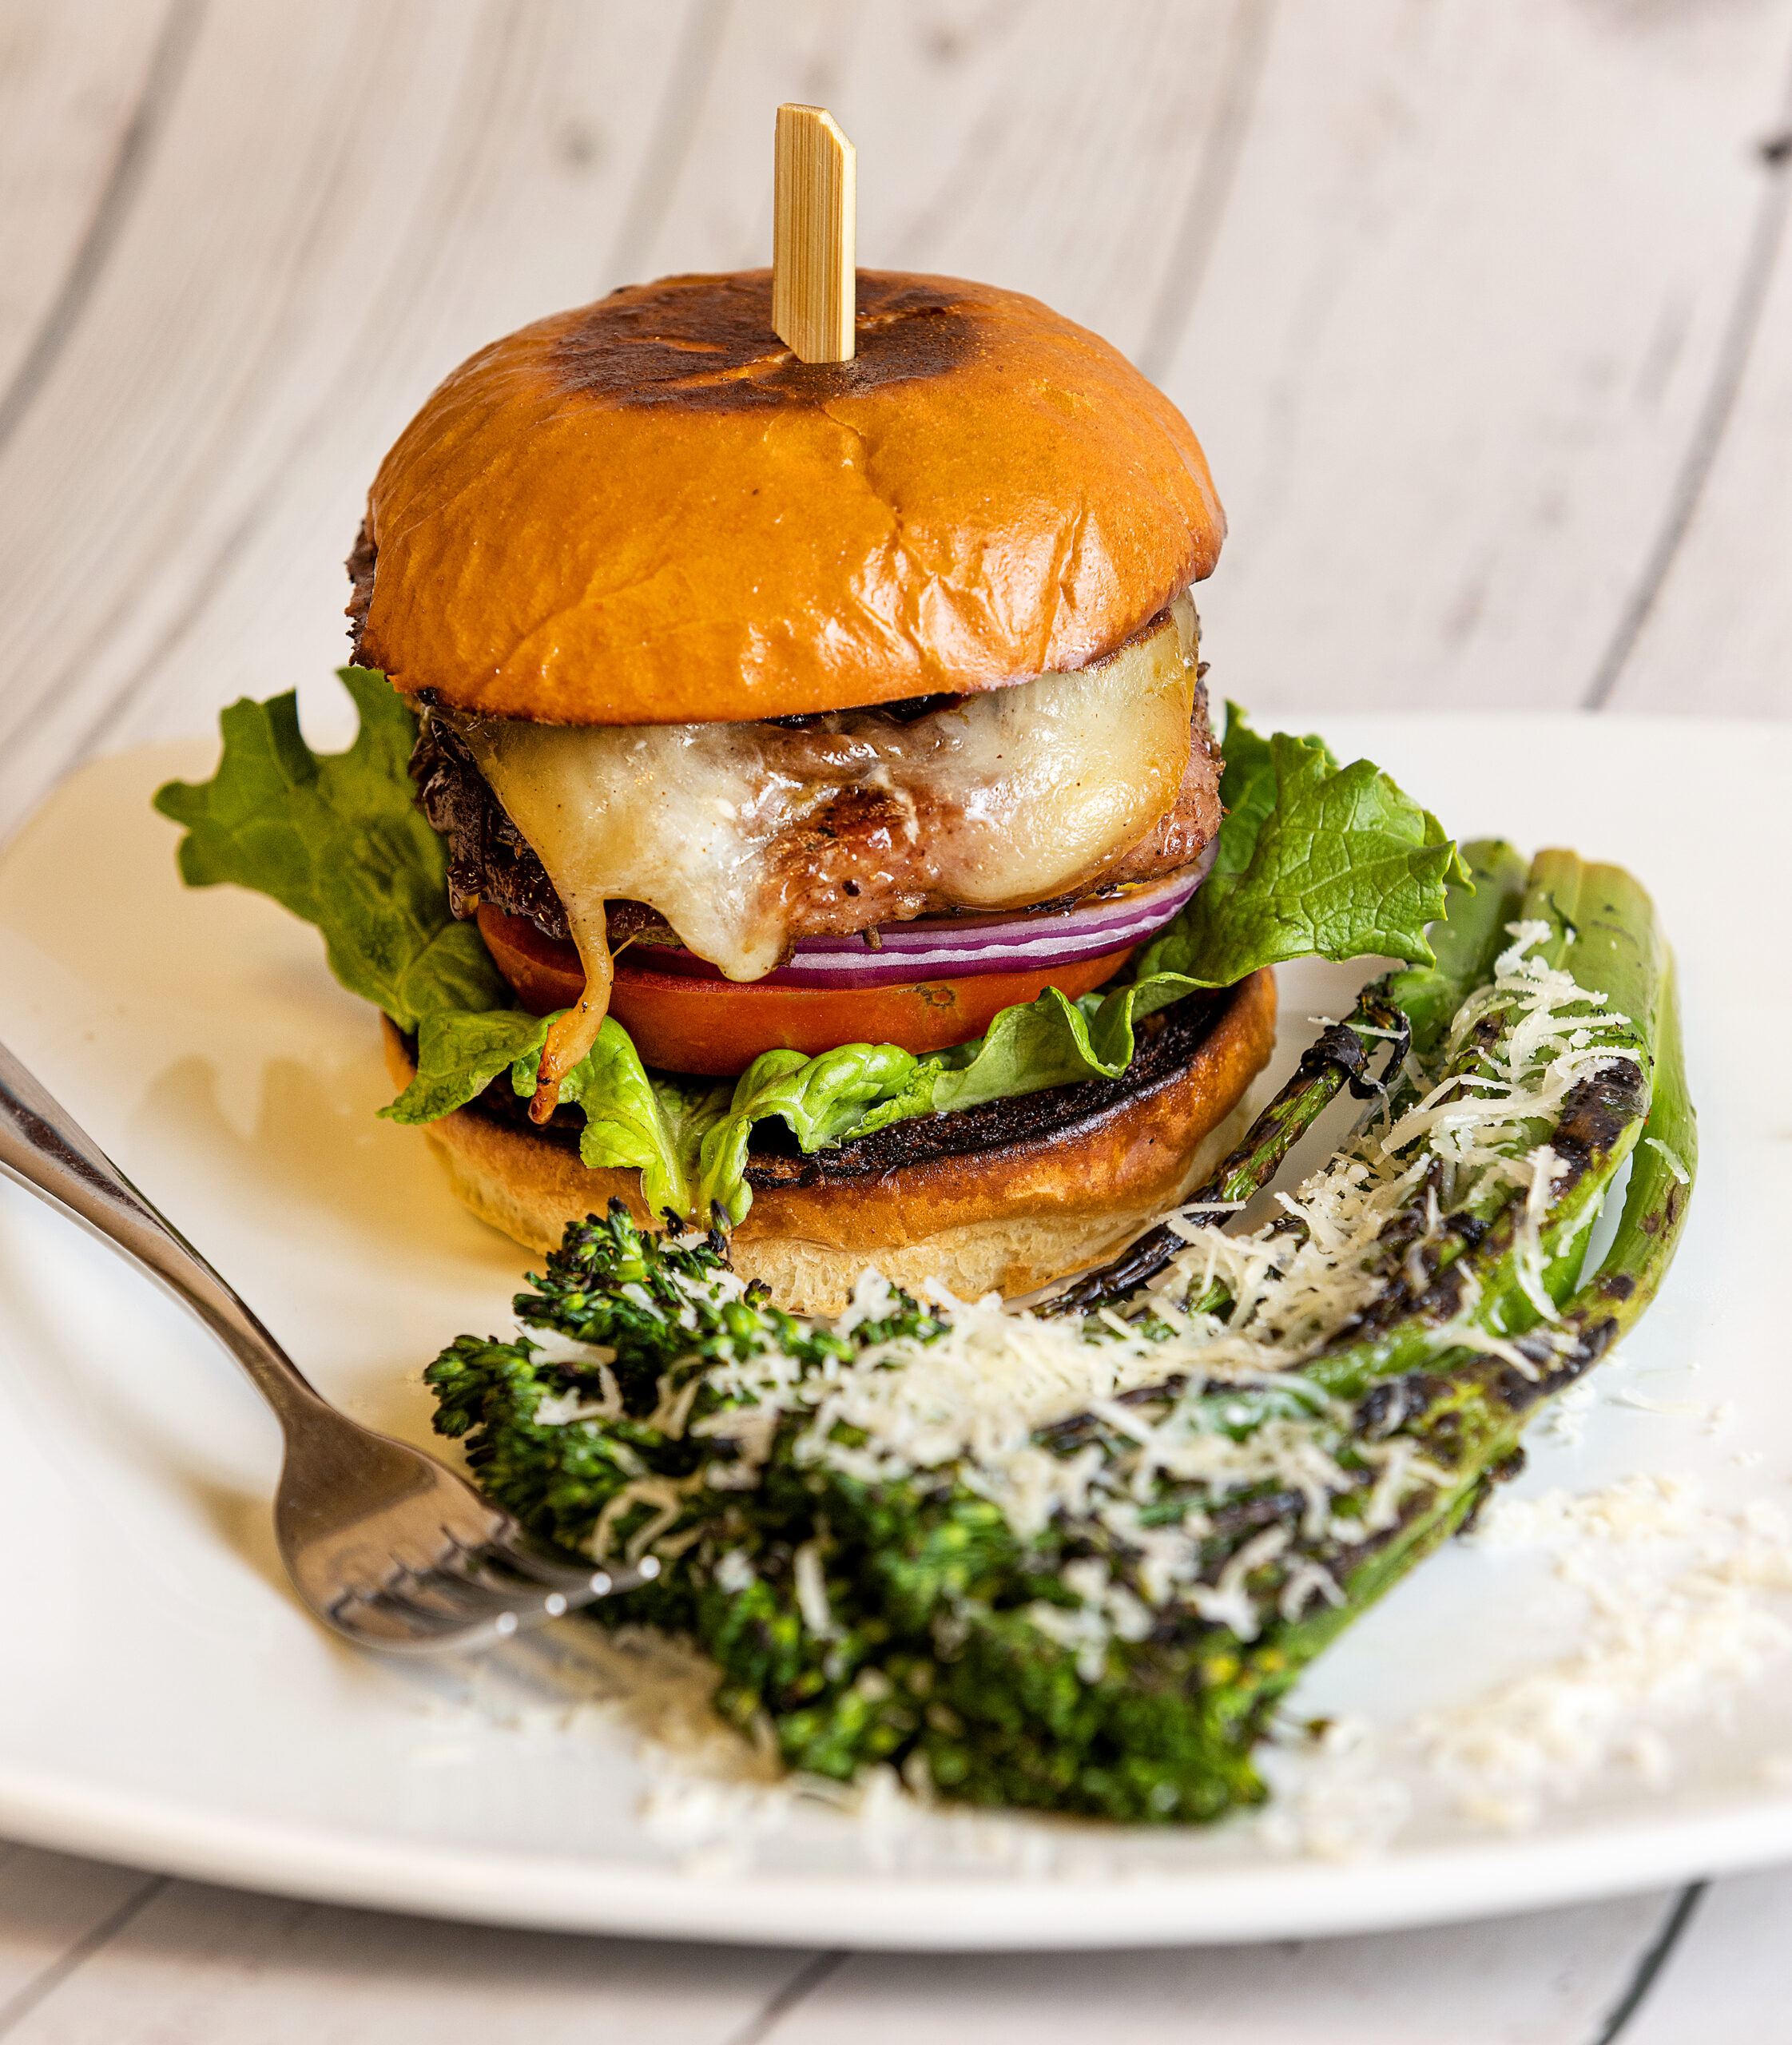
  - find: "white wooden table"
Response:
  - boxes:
[2,2,1789,2035]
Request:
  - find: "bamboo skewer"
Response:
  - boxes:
[773,104,856,363]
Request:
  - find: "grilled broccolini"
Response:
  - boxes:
[425,848,1693,1824]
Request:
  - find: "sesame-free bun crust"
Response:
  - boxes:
[359,270,1225,725]
[380,969,1273,1315]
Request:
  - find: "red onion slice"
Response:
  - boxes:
[628,851,1214,992]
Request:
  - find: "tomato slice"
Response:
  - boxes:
[477,905,586,1015]
[475,905,1137,1076]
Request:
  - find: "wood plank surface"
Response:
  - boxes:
[2,0,1788,844]
[1173,0,1792,717]
[0,1848,154,2027]
[1606,120,1792,715]
[0,1856,812,2044]
[0,0,1789,2037]
[0,0,704,831]
[757,1890,1679,2045]
[1614,1869,1792,2045]
[0,1843,1699,2045]
[0,0,173,403]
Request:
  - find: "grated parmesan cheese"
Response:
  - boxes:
[791,1540,840,1640]
[1417,1476,1792,1829]
[663,928,1643,1658]
[518,927,1653,1680]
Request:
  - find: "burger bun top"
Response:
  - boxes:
[358,269,1225,725]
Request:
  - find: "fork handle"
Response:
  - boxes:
[0,1037,327,1429]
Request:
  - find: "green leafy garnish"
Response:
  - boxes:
[156,674,1462,1225]
[1136,709,1466,984]
[152,671,505,1031]
[388,1008,549,1122]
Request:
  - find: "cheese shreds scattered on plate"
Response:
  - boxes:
[1419,1476,1792,1830]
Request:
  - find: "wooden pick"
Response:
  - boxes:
[773,104,856,363]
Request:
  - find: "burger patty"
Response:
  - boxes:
[447,988,1226,1181]
[411,714,575,939]
[408,701,1222,950]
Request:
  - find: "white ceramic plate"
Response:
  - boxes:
[0,716,1787,1950]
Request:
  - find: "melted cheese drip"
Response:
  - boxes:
[456,599,1198,1101]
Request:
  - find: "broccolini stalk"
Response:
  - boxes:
[1291,851,1663,1392]
[1264,948,1695,1683]
[1146,850,1659,1403]
[1047,839,1529,1320]
[704,953,1689,1822]
[427,1208,947,1610]
[1044,978,1410,1317]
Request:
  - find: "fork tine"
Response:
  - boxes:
[331,1593,522,1654]
[332,1574,547,1652]
[320,1521,666,1654]
[447,1540,593,1595]
[472,1530,664,1600]
[334,1552,547,1629]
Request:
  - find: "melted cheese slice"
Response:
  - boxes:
[455,598,1198,1101]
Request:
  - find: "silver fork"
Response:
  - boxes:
[0,1038,657,1654]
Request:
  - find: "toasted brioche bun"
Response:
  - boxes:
[380,969,1274,1314]
[358,270,1225,725]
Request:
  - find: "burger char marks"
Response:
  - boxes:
[550,272,971,414]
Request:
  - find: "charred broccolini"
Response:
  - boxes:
[425,845,1694,1824]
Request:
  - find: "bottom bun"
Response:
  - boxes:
[383,970,1276,1314]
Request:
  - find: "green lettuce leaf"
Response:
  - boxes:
[153,670,506,1030]
[930,979,1177,1114]
[382,1009,550,1124]
[515,1024,734,1222]
[161,674,1460,1228]
[697,1042,938,1225]
[1134,707,1462,985]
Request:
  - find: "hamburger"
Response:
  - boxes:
[157,269,1457,1312]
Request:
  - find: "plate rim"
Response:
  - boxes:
[2,1764,1790,1948]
